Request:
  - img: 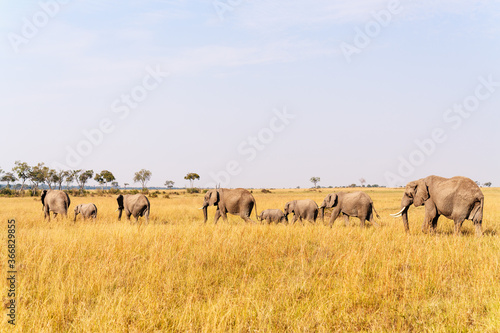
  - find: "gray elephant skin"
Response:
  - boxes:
[41,190,71,221]
[391,175,484,236]
[202,188,258,223]
[284,200,319,223]
[319,191,380,228]
[74,203,97,221]
[258,209,288,224]
[117,194,150,224]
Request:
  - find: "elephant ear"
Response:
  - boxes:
[328,194,338,207]
[41,190,47,206]
[413,179,429,207]
[117,195,124,210]
[209,190,219,206]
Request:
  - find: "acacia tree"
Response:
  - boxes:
[164,180,175,189]
[94,173,105,189]
[1,172,16,188]
[76,170,94,193]
[134,169,152,191]
[310,177,320,188]
[12,161,31,192]
[184,173,200,188]
[99,170,115,189]
[54,170,67,190]
[29,163,46,195]
[64,170,78,190]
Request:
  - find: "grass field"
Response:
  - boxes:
[1,188,500,332]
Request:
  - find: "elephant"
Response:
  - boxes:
[258,209,288,224]
[283,200,319,224]
[117,194,150,224]
[391,175,484,236]
[41,190,70,221]
[74,203,97,222]
[201,188,258,223]
[319,191,380,228]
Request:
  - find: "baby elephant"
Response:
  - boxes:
[74,203,97,222]
[258,209,288,224]
[284,200,319,224]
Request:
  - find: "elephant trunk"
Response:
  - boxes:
[202,206,208,223]
[74,214,77,222]
[319,206,325,222]
[118,209,123,221]
[401,207,409,233]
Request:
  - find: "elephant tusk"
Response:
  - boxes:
[198,207,204,210]
[390,207,406,218]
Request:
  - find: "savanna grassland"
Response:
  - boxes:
[1,188,500,332]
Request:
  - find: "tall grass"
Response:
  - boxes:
[1,188,499,332]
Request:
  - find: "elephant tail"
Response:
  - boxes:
[372,203,381,219]
[253,198,259,222]
[469,197,484,224]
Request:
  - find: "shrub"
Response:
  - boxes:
[186,188,200,194]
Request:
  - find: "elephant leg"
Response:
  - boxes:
[214,209,222,224]
[422,202,438,233]
[242,215,255,223]
[329,209,341,228]
[453,218,465,236]
[343,214,349,226]
[53,212,58,219]
[292,215,298,224]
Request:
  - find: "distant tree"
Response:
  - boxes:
[28,163,46,194]
[94,173,105,189]
[124,183,129,189]
[76,170,94,193]
[48,169,61,190]
[184,173,200,188]
[359,178,366,187]
[54,170,67,190]
[164,180,175,189]
[484,182,492,187]
[100,170,115,189]
[349,183,357,188]
[475,181,481,187]
[1,172,16,188]
[12,161,31,191]
[134,169,152,190]
[64,170,78,190]
[310,177,320,188]
[111,181,119,188]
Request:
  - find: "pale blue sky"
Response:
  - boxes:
[1,0,499,188]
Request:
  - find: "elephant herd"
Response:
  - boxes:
[40,175,485,236]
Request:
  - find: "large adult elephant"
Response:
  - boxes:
[201,188,258,223]
[319,191,380,228]
[284,200,319,224]
[41,190,71,221]
[391,175,484,236]
[117,194,150,224]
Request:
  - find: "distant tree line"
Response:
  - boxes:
[0,161,205,196]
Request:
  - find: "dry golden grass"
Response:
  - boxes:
[1,188,500,332]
